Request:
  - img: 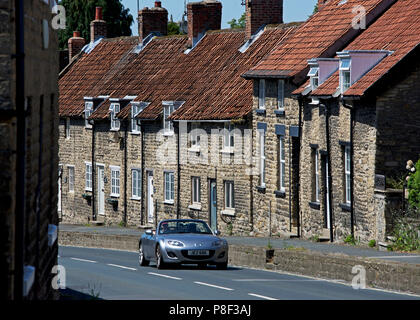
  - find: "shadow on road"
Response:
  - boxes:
[59,288,104,300]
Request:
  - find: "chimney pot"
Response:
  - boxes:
[73,31,80,38]
[95,7,103,20]
[68,31,85,61]
[155,1,161,7]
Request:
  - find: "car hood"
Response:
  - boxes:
[161,234,224,247]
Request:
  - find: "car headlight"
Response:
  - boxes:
[167,240,185,247]
[212,240,224,247]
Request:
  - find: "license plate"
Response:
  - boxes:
[188,250,209,256]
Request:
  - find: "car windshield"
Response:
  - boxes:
[158,221,213,235]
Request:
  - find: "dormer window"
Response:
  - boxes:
[110,103,120,130]
[308,67,319,90]
[258,79,265,109]
[131,104,141,133]
[163,102,175,134]
[340,58,351,93]
[84,102,93,128]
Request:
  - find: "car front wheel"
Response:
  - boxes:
[156,246,166,269]
[139,244,149,267]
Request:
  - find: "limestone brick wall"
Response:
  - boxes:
[251,79,300,237]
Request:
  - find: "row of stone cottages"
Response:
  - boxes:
[58,0,420,243]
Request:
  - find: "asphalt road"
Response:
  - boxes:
[58,246,420,300]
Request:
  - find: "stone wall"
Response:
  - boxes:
[251,79,300,237]
[1,0,59,299]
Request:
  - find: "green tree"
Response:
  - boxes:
[58,0,133,49]
[313,3,319,14]
[168,21,182,35]
[407,159,420,210]
[228,12,246,29]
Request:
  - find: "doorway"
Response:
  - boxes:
[209,179,217,231]
[97,165,105,216]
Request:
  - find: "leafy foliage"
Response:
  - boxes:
[407,159,420,210]
[168,21,182,35]
[228,12,246,29]
[58,0,133,49]
[391,218,420,252]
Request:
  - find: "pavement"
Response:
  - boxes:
[59,224,420,265]
[58,246,420,300]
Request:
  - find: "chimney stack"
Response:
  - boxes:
[245,0,283,39]
[138,1,168,42]
[90,7,107,43]
[187,0,222,48]
[68,31,85,61]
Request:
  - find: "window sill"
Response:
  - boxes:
[130,131,141,135]
[339,203,351,212]
[131,197,141,201]
[188,204,202,211]
[274,109,285,116]
[309,201,320,210]
[274,190,286,198]
[164,200,174,205]
[110,128,120,132]
[163,131,174,137]
[110,194,120,198]
[220,148,234,155]
[256,185,266,193]
[255,109,266,116]
[188,147,201,153]
[221,209,235,216]
[85,188,92,192]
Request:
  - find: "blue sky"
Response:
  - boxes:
[122,0,317,36]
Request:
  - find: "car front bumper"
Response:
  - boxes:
[161,245,228,264]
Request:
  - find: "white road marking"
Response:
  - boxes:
[107,263,137,271]
[70,257,97,263]
[148,272,182,280]
[233,279,320,282]
[369,255,420,259]
[194,281,234,291]
[248,293,278,300]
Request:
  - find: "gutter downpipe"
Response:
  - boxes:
[141,124,145,225]
[91,122,96,221]
[123,121,128,226]
[176,122,181,219]
[324,99,334,242]
[14,0,25,300]
[296,96,303,238]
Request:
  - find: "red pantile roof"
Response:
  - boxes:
[243,0,394,84]
[59,37,139,117]
[308,0,420,97]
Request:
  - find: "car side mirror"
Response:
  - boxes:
[145,229,153,236]
[214,230,221,236]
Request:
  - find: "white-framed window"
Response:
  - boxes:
[259,131,266,187]
[279,136,286,191]
[164,171,175,203]
[278,80,285,110]
[224,181,235,209]
[85,162,92,191]
[314,149,320,203]
[65,117,70,139]
[190,123,200,148]
[345,146,351,204]
[191,177,201,204]
[223,123,234,149]
[84,102,93,128]
[308,67,319,90]
[163,103,175,134]
[340,58,351,93]
[131,104,141,133]
[110,103,120,130]
[68,165,74,192]
[258,79,265,109]
[132,169,141,199]
[110,166,120,197]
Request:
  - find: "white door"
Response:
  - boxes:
[97,166,105,215]
[147,172,154,224]
[325,158,331,229]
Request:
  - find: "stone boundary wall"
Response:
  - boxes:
[59,231,420,295]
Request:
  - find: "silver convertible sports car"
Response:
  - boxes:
[138,219,229,270]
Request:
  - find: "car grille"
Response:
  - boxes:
[181,250,215,260]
